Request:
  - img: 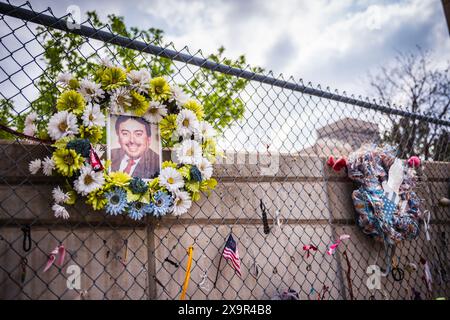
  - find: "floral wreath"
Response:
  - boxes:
[28,58,218,220]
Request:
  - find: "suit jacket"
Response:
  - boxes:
[111,147,160,178]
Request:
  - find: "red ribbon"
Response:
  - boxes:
[43,245,66,272]
[303,245,318,259]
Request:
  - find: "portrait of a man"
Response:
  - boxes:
[107,115,161,179]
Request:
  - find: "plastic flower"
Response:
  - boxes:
[86,188,107,210]
[160,114,177,141]
[74,165,105,196]
[109,87,131,113]
[108,171,131,188]
[104,187,128,216]
[101,66,128,91]
[28,159,41,174]
[183,99,204,120]
[52,186,69,204]
[78,78,105,103]
[42,156,55,176]
[196,157,213,180]
[125,90,149,116]
[52,147,83,177]
[129,177,149,194]
[159,167,184,192]
[79,125,103,144]
[198,121,216,140]
[57,72,74,85]
[82,104,105,128]
[23,123,37,137]
[143,101,167,124]
[152,190,173,217]
[24,111,38,136]
[56,90,86,115]
[127,201,148,220]
[149,77,171,101]
[172,190,192,216]
[176,139,202,165]
[47,111,79,141]
[52,203,70,219]
[127,69,150,94]
[67,138,91,158]
[170,85,189,106]
[176,109,199,138]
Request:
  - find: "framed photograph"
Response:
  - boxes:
[107,113,161,180]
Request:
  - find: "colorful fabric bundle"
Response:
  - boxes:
[346,144,422,245]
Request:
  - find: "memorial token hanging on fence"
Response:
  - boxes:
[26,60,219,221]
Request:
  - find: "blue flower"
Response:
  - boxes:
[104,187,128,215]
[129,177,148,194]
[152,191,173,217]
[128,201,147,220]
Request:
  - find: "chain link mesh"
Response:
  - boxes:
[0,1,449,300]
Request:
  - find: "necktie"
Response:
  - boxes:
[123,158,135,174]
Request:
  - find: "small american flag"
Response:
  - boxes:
[222,234,242,276]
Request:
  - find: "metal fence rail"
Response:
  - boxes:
[0,1,449,300]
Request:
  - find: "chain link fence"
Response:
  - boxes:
[0,1,449,300]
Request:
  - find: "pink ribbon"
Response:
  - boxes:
[43,245,66,272]
[327,234,350,255]
[303,245,318,259]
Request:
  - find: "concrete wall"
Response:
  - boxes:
[0,142,449,300]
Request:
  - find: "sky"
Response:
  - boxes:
[15,0,450,97]
[2,0,450,153]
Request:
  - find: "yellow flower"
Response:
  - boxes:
[68,78,80,90]
[56,90,86,115]
[79,125,103,144]
[203,138,218,163]
[125,90,149,116]
[52,148,83,177]
[162,161,177,169]
[160,114,177,141]
[149,77,171,101]
[86,188,107,210]
[65,190,77,205]
[101,67,127,90]
[183,99,204,120]
[107,171,131,188]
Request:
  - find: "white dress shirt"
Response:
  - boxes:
[119,154,141,175]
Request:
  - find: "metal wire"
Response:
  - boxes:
[0,0,449,300]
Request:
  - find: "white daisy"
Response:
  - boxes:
[171,190,192,216]
[109,87,131,114]
[143,101,168,124]
[25,111,38,126]
[175,139,202,165]
[73,165,105,196]
[56,72,73,85]
[78,78,105,103]
[82,104,105,128]
[199,121,216,139]
[127,69,150,94]
[196,157,213,180]
[29,159,41,174]
[52,203,70,219]
[170,85,189,106]
[42,156,55,176]
[23,123,37,137]
[176,109,199,138]
[159,167,184,192]
[52,186,69,204]
[47,111,79,140]
[97,56,114,68]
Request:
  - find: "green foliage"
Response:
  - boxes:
[184,46,264,132]
[2,11,261,140]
